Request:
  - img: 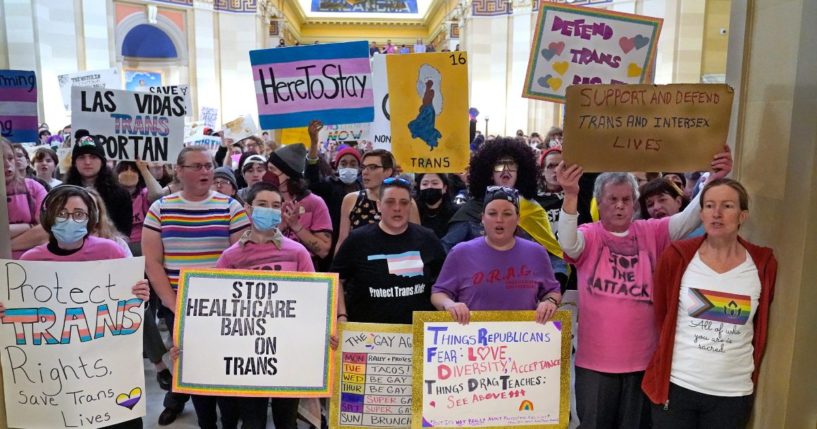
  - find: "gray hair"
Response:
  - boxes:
[593,172,640,202]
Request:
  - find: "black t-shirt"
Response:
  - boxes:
[331,223,445,324]
[534,190,564,235]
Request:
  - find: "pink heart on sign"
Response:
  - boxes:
[430,401,436,408]
[619,37,635,54]
[548,41,565,56]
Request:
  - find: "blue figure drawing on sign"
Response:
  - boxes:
[408,64,443,151]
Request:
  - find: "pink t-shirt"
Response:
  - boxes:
[216,236,315,272]
[566,217,671,373]
[21,236,128,261]
[8,178,47,259]
[129,187,149,243]
[283,193,333,256]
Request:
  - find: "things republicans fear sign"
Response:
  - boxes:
[331,323,413,428]
[523,3,663,103]
[0,258,146,429]
[0,70,38,143]
[562,83,734,172]
[173,269,338,397]
[250,41,374,129]
[71,86,185,162]
[412,311,571,429]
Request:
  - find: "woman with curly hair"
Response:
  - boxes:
[64,130,133,237]
[440,137,567,284]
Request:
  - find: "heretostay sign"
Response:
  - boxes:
[250,41,374,129]
[0,258,146,429]
[71,86,185,162]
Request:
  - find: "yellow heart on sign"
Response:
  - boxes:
[547,77,563,91]
[552,61,569,76]
[627,63,643,77]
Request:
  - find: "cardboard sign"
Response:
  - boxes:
[386,52,469,173]
[223,114,259,143]
[58,68,121,111]
[0,258,146,428]
[281,126,311,146]
[412,311,571,429]
[331,323,413,428]
[70,87,185,162]
[148,85,192,116]
[562,84,734,172]
[173,269,338,397]
[250,41,374,129]
[371,55,392,151]
[184,135,222,151]
[523,3,662,103]
[0,70,38,143]
[200,106,219,129]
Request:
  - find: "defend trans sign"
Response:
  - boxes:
[249,41,374,129]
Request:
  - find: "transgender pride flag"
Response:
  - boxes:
[0,70,38,143]
[368,251,425,278]
[250,41,374,129]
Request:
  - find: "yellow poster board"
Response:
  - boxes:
[563,83,734,172]
[280,126,310,145]
[412,311,571,429]
[386,52,469,173]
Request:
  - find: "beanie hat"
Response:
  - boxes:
[334,146,362,165]
[269,143,307,179]
[241,154,267,173]
[214,166,238,189]
[72,129,106,162]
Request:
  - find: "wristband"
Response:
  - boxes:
[544,296,559,306]
[337,314,348,319]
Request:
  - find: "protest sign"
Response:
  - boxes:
[173,268,338,397]
[412,311,571,429]
[0,70,38,143]
[371,55,392,151]
[387,52,469,173]
[71,86,185,162]
[148,84,192,116]
[523,3,662,103]
[223,114,260,143]
[250,41,374,129]
[562,83,734,172]
[200,106,219,129]
[331,323,413,428]
[184,134,222,151]
[0,258,146,428]
[58,68,121,111]
[281,126,311,145]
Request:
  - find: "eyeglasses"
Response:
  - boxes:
[362,164,384,172]
[213,179,232,187]
[55,210,89,223]
[181,163,215,171]
[383,177,411,186]
[493,160,518,172]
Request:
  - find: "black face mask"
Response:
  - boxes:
[419,188,444,205]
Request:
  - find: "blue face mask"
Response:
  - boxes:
[251,206,281,231]
[338,168,358,185]
[51,219,89,245]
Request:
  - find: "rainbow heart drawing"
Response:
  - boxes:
[115,387,142,410]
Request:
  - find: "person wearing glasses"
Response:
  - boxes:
[332,177,446,325]
[0,185,150,429]
[441,138,565,284]
[142,145,251,427]
[432,186,562,324]
[555,146,733,429]
[212,166,243,204]
[335,149,420,254]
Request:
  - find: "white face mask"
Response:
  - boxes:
[338,168,358,184]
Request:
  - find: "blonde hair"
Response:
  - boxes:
[85,188,129,243]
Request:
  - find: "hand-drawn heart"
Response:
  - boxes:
[537,74,554,88]
[541,48,556,61]
[633,34,650,50]
[547,77,563,91]
[548,41,565,56]
[552,61,569,76]
[115,387,142,410]
[619,37,635,54]
[627,63,643,77]
[429,400,436,408]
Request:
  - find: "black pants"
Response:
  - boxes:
[575,367,650,429]
[217,397,299,429]
[101,417,142,429]
[651,383,754,429]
